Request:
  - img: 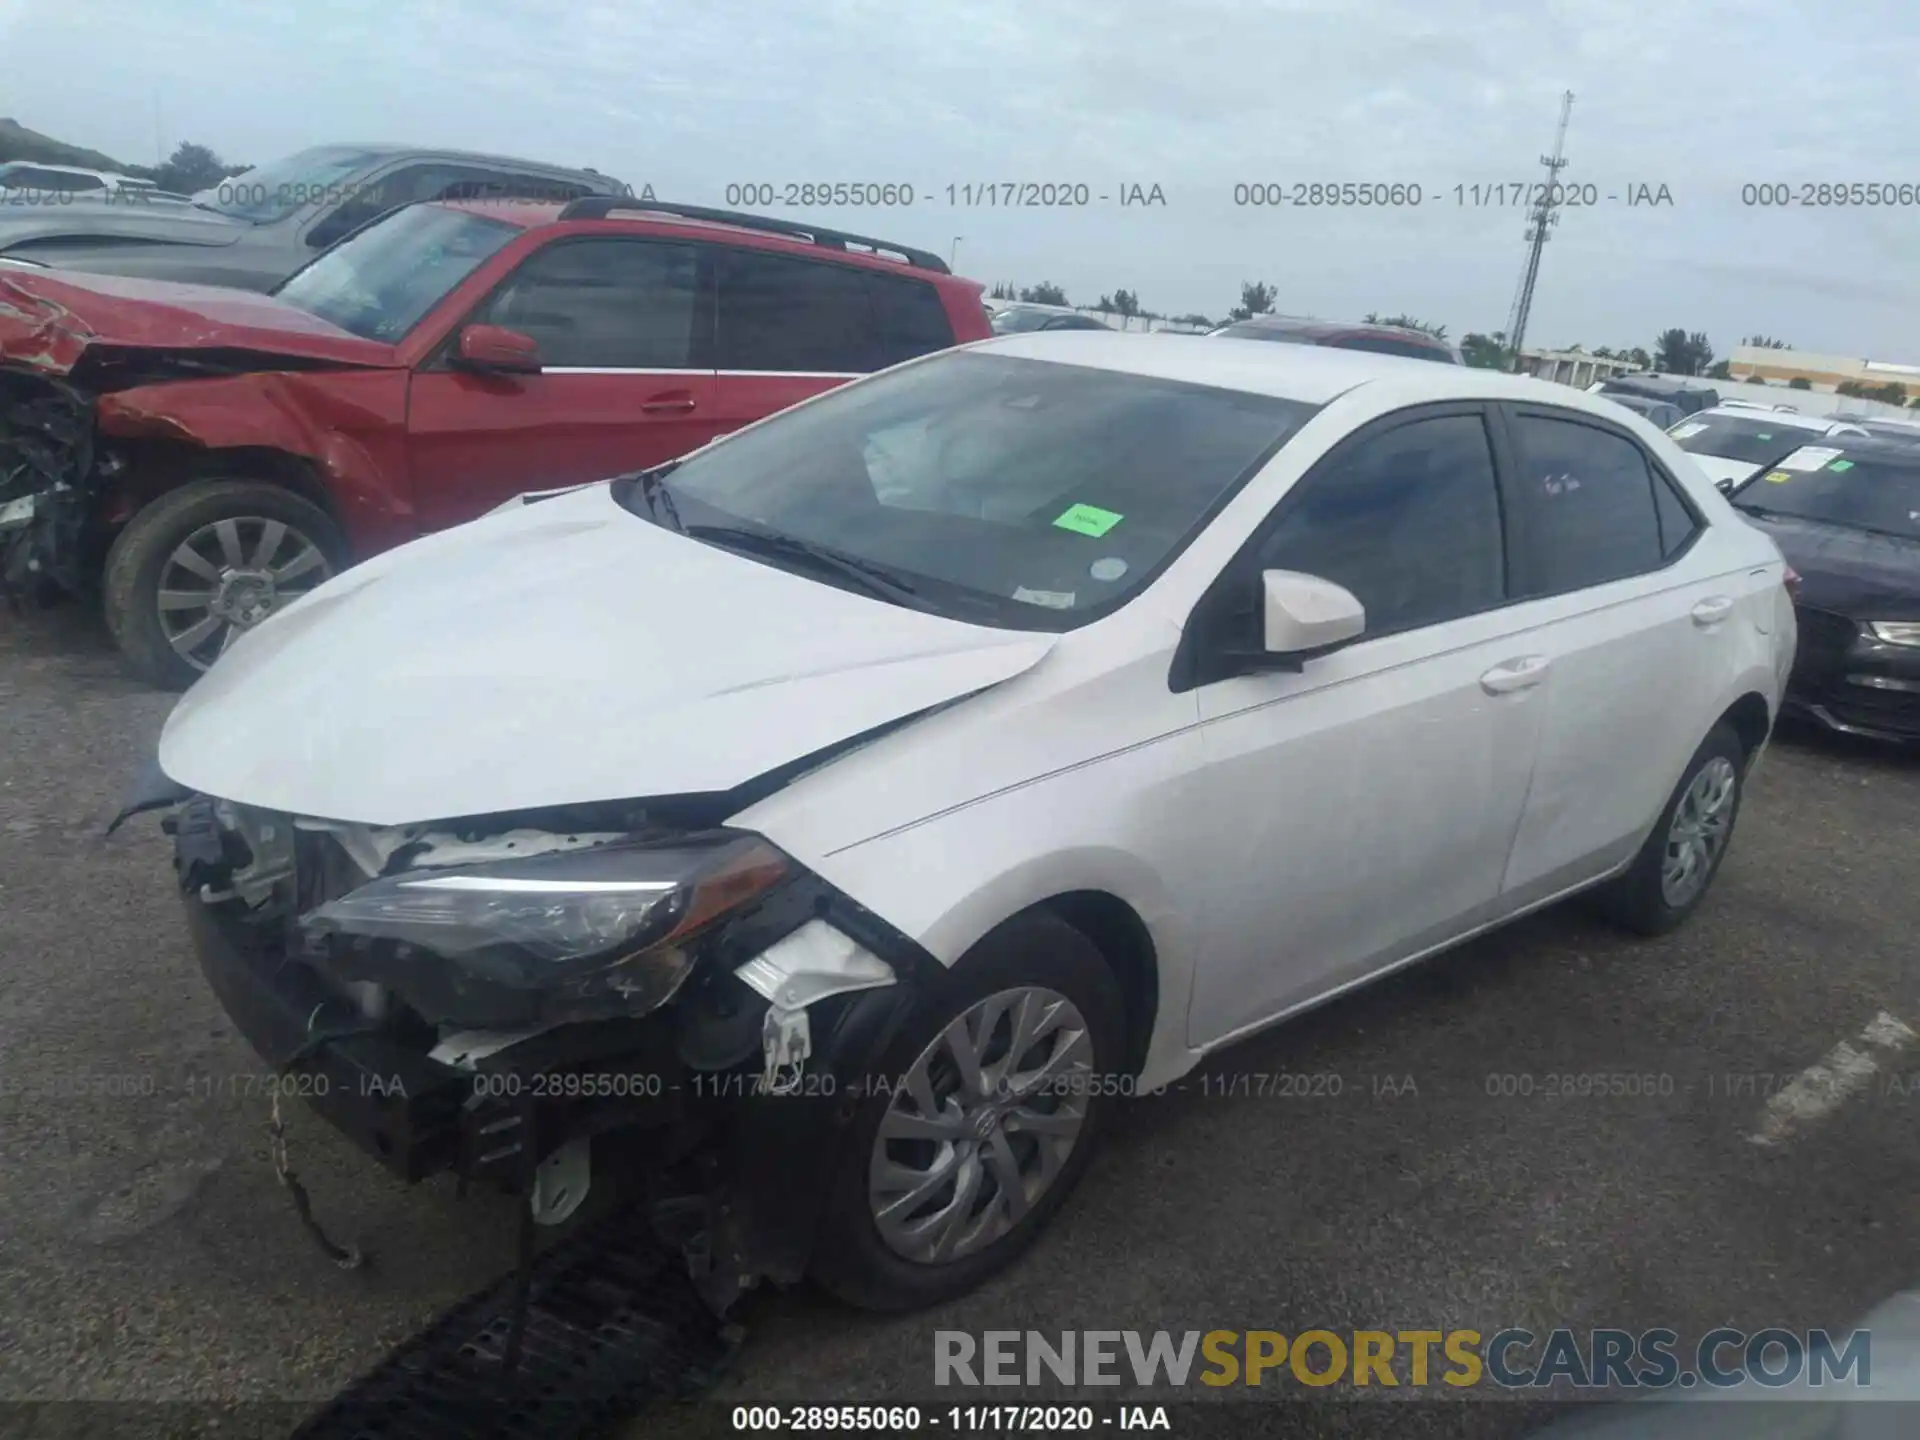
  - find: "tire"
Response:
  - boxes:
[1592,721,1747,936]
[810,911,1126,1312]
[102,479,348,691]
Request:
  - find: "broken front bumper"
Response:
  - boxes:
[173,793,943,1285]
[0,365,99,597]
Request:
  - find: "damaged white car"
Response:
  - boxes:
[138,334,1795,1313]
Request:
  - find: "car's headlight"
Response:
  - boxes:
[1868,621,1920,647]
[296,832,791,1012]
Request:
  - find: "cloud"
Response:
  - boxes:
[4,0,1918,354]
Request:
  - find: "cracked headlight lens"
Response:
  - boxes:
[297,832,790,982]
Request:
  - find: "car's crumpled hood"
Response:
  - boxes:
[158,484,1057,825]
[0,268,397,374]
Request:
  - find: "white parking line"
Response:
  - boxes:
[1747,1011,1917,1147]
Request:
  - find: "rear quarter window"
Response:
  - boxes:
[866,273,955,365]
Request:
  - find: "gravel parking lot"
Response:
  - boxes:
[2,604,1917,1438]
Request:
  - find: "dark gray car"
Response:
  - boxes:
[0,143,628,291]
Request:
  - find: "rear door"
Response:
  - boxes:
[405,235,719,530]
[704,247,956,439]
[1490,404,1733,906]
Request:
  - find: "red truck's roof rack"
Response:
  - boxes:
[556,197,951,274]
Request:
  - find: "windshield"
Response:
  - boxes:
[992,307,1068,333]
[200,146,385,222]
[273,204,518,342]
[1732,451,1920,539]
[624,351,1318,628]
[1667,414,1817,467]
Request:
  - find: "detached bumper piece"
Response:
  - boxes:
[1786,606,1920,743]
[289,1201,737,1440]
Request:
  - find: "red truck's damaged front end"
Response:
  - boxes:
[0,263,411,612]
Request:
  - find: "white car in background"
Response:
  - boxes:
[0,162,185,203]
[1667,406,1871,491]
[152,336,1796,1311]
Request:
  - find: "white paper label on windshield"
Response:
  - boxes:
[1668,422,1708,440]
[1776,446,1843,472]
[1013,586,1076,609]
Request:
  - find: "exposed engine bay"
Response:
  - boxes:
[165,789,933,1313]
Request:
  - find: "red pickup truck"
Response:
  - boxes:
[0,198,989,686]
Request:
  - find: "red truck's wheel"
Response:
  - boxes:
[103,480,349,690]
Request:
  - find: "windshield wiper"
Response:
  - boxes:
[632,462,685,533]
[684,524,923,603]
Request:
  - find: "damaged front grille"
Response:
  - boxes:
[0,366,99,597]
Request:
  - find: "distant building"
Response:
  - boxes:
[1517,348,1636,388]
[1730,345,1920,398]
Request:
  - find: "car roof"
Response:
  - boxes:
[429,198,969,283]
[1217,314,1449,346]
[996,301,1082,315]
[1604,373,1717,395]
[976,330,1632,408]
[321,142,615,177]
[1692,405,1841,431]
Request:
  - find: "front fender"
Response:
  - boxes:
[95,369,415,554]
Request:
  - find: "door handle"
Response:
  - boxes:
[639,392,697,414]
[1480,655,1549,695]
[1691,595,1734,627]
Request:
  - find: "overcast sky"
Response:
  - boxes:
[6,0,1918,357]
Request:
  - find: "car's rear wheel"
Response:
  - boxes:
[1593,721,1747,935]
[811,911,1125,1311]
[103,480,347,690]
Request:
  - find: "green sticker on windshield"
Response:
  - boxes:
[1828,459,1855,471]
[1053,503,1124,537]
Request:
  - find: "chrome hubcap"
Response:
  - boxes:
[1661,755,1738,907]
[868,986,1094,1265]
[157,516,332,669]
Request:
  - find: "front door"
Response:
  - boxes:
[406,236,718,531]
[1182,407,1546,1048]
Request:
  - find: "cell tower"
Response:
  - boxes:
[1503,90,1575,372]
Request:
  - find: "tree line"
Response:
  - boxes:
[0,123,248,194]
[989,279,1920,408]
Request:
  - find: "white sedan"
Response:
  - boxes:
[152,333,1797,1312]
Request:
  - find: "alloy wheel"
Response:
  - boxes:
[156,516,333,670]
[1660,755,1738,908]
[868,985,1094,1265]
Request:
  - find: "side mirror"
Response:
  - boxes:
[1262,569,1366,655]
[454,324,542,375]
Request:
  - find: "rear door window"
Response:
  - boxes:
[716,249,877,373]
[1505,410,1668,595]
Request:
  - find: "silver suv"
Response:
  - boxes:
[0,144,628,291]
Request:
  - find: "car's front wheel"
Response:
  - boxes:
[1594,721,1748,935]
[103,479,347,690]
[811,911,1125,1312]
